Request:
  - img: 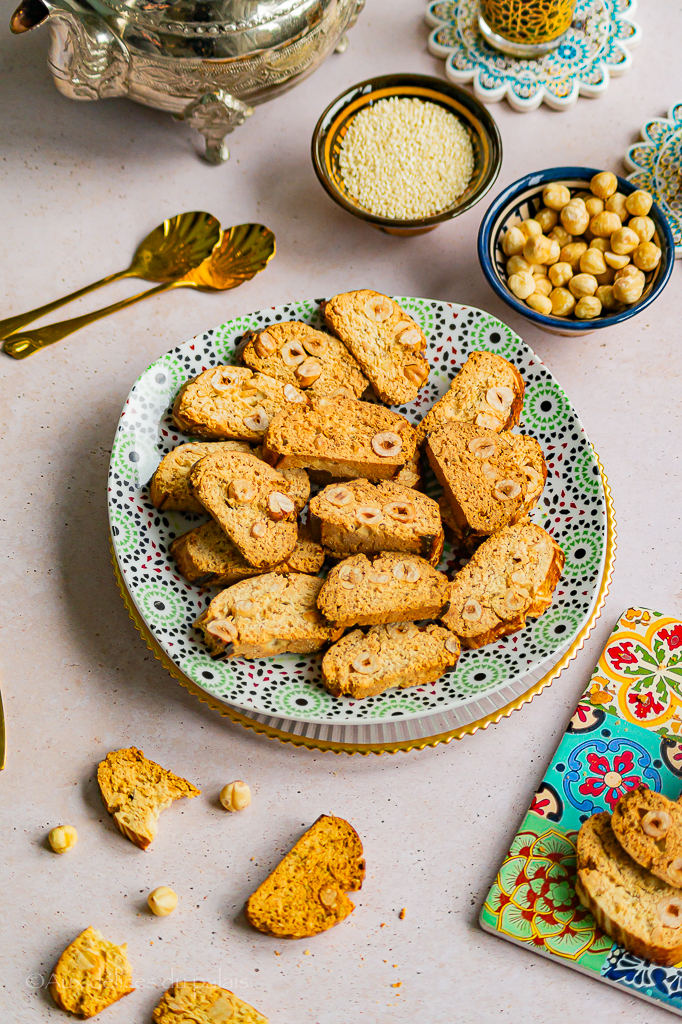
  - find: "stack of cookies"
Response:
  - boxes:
[150,290,565,700]
[577,788,682,965]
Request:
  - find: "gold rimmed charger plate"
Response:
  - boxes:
[110,453,615,756]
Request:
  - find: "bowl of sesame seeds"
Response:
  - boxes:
[311,73,503,236]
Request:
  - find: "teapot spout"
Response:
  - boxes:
[10,0,50,32]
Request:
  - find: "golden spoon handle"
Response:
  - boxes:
[3,281,178,359]
[0,268,133,340]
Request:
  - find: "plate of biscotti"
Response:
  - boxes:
[108,294,615,750]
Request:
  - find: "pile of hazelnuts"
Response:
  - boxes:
[501,171,660,321]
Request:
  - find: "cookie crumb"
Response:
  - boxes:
[392,982,401,988]
[304,949,311,955]
[380,922,386,928]
[275,951,281,956]
[399,908,406,919]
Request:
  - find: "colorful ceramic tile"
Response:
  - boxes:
[625,101,682,258]
[426,0,641,113]
[480,607,682,1016]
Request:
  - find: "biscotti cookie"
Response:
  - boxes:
[441,522,564,648]
[246,815,365,938]
[438,495,487,558]
[394,452,422,489]
[577,812,682,966]
[263,396,417,481]
[50,926,134,1019]
[150,440,252,512]
[611,786,682,888]
[317,552,450,629]
[97,747,200,850]
[322,290,429,405]
[195,573,342,659]
[426,421,546,535]
[309,478,443,564]
[171,520,324,588]
[190,450,298,568]
[322,622,460,699]
[415,350,524,444]
[153,982,268,1024]
[172,365,307,442]
[241,321,368,398]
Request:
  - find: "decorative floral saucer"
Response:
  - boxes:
[426,0,641,112]
[108,298,615,754]
[625,101,682,258]
[482,608,682,1014]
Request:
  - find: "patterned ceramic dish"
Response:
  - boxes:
[478,166,675,337]
[311,73,502,236]
[625,100,682,259]
[109,298,615,749]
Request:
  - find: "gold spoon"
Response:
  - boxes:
[0,210,221,341]
[4,224,276,360]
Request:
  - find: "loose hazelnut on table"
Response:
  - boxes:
[560,199,590,235]
[589,210,622,238]
[569,273,598,299]
[633,241,661,271]
[628,215,656,243]
[502,226,525,256]
[48,825,78,853]
[220,780,251,812]
[625,189,653,217]
[148,887,178,917]
[590,171,618,200]
[550,287,576,317]
[610,226,640,255]
[542,182,571,210]
[548,262,573,288]
[575,296,602,320]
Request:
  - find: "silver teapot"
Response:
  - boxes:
[10,0,365,163]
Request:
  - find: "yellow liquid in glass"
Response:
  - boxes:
[480,0,576,45]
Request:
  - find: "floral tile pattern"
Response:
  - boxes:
[624,101,682,258]
[426,0,640,113]
[480,608,682,1016]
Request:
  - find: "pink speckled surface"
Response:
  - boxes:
[1,1,681,1021]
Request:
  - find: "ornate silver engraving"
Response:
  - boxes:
[176,89,254,164]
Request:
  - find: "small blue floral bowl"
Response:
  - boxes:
[478,167,675,336]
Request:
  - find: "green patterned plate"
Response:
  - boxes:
[109,298,611,738]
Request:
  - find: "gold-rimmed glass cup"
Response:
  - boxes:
[478,0,578,58]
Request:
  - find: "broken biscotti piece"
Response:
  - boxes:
[577,812,682,967]
[322,290,430,405]
[171,520,324,588]
[153,982,268,1024]
[611,787,682,889]
[97,747,200,850]
[438,495,486,559]
[172,365,307,442]
[150,440,252,512]
[241,320,368,399]
[246,815,365,938]
[415,350,525,445]
[50,926,134,1019]
[322,622,460,699]
[309,478,443,565]
[190,450,298,568]
[441,522,564,649]
[195,573,342,659]
[263,396,417,482]
[425,421,546,536]
[317,552,450,629]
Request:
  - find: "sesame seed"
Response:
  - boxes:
[338,97,474,220]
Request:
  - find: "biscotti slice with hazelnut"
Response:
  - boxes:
[150,440,252,512]
[577,811,682,966]
[97,747,200,850]
[195,573,342,659]
[438,495,486,557]
[246,815,365,938]
[241,320,368,398]
[317,552,450,629]
[309,479,443,564]
[154,982,268,1024]
[611,786,682,888]
[172,365,307,442]
[263,396,417,481]
[416,350,524,445]
[190,450,298,568]
[322,622,460,699]
[322,290,429,404]
[441,522,564,648]
[426,421,546,536]
[50,926,134,1019]
[171,520,324,588]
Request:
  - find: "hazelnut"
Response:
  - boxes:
[48,825,78,854]
[605,192,628,221]
[468,437,496,458]
[506,255,530,276]
[642,809,672,839]
[590,171,618,200]
[589,211,622,238]
[533,277,552,297]
[254,331,277,358]
[610,227,640,255]
[508,271,536,300]
[242,408,270,432]
[206,618,238,643]
[486,385,514,413]
[549,287,576,317]
[493,479,522,501]
[283,383,305,403]
[589,237,609,253]
[220,780,251,812]
[394,325,422,350]
[302,336,326,358]
[461,598,483,622]
[363,295,394,322]
[384,501,416,523]
[229,479,257,503]
[352,652,380,675]
[523,234,553,265]
[603,251,630,270]
[657,896,682,930]
[250,521,267,538]
[625,189,653,217]
[280,340,306,366]
[319,886,339,909]
[295,358,323,387]
[628,215,656,243]
[575,296,602,320]
[502,226,526,256]
[633,241,661,271]
[542,183,571,210]
[371,432,402,458]
[148,887,178,917]
[596,285,618,311]
[560,199,589,236]
[403,362,429,386]
[548,262,573,288]
[548,225,572,247]
[613,275,643,305]
[519,218,542,240]
[584,196,604,218]
[569,273,598,298]
[526,293,552,315]
[580,248,607,276]
[267,491,295,520]
[392,560,420,582]
[326,485,353,507]
[535,207,558,233]
[559,241,588,269]
[356,506,383,526]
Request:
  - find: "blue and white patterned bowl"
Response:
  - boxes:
[478,166,675,337]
